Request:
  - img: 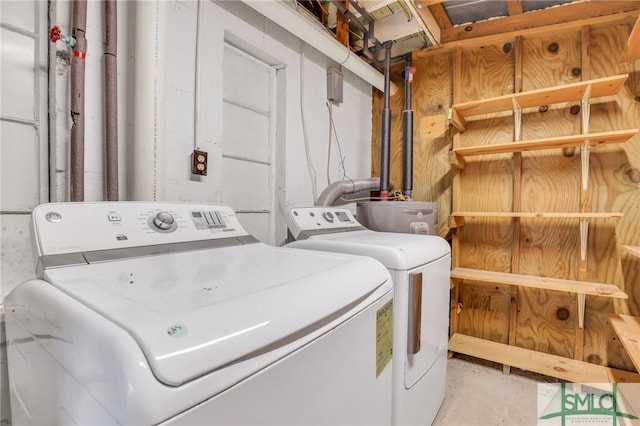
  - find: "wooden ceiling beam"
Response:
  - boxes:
[428,3,452,29]
[418,0,446,7]
[411,2,442,44]
[441,1,640,44]
[413,11,639,56]
[507,0,523,16]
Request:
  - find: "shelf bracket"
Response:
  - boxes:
[577,293,586,329]
[450,277,462,289]
[580,217,588,261]
[512,97,522,142]
[582,84,591,135]
[448,150,466,169]
[450,107,466,133]
[581,141,591,191]
[581,85,592,191]
[448,215,465,229]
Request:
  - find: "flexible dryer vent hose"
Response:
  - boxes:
[316,177,392,206]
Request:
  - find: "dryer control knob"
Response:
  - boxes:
[153,211,175,230]
[322,212,334,223]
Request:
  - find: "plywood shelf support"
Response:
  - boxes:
[449,46,463,344]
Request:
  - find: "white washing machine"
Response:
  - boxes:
[286,207,451,426]
[5,202,395,425]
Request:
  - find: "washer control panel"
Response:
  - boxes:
[287,207,362,240]
[149,211,177,232]
[32,202,248,256]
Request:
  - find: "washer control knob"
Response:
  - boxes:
[322,211,334,223]
[152,212,175,230]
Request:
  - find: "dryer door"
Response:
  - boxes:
[402,253,451,389]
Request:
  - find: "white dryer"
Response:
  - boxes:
[286,207,451,426]
[5,202,395,425]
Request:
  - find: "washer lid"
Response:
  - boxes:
[43,243,390,386]
[291,230,451,270]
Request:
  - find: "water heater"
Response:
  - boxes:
[356,201,438,235]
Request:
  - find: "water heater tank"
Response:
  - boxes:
[356,201,438,235]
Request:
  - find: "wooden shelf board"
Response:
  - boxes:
[451,211,624,219]
[452,74,628,128]
[608,314,640,372]
[451,267,628,298]
[452,129,638,158]
[448,333,640,383]
[622,245,640,258]
[620,14,640,63]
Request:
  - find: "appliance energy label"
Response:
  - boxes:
[376,299,393,378]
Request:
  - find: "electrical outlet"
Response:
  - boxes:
[192,149,207,176]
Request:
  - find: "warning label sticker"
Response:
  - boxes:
[376,298,394,378]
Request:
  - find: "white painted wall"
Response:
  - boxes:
[1,1,49,423]
[0,0,374,422]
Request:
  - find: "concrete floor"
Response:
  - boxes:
[434,356,554,425]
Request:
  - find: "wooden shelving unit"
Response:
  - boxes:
[449,334,640,383]
[448,71,637,379]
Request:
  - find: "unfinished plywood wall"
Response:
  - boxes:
[372,18,640,371]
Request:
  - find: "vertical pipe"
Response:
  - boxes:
[104,0,118,201]
[379,41,392,198]
[70,0,87,201]
[133,0,166,201]
[402,53,414,199]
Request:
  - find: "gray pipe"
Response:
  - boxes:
[379,41,393,198]
[316,177,389,206]
[70,0,87,201]
[403,53,413,199]
[104,0,118,201]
